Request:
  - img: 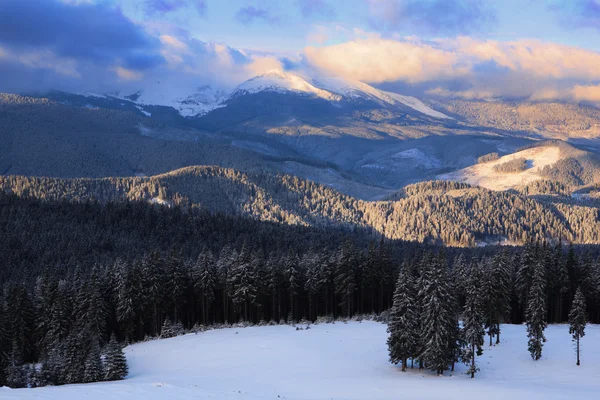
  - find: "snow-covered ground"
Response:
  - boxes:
[439,145,562,190]
[4,322,599,399]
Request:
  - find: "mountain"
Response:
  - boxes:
[3,165,600,246]
[6,73,600,200]
[229,70,451,119]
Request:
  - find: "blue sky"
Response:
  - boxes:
[1,0,600,104]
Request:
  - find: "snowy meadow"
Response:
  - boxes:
[3,321,599,400]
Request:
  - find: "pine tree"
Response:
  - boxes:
[4,341,26,388]
[419,254,455,375]
[193,250,217,325]
[227,244,258,322]
[335,240,358,318]
[104,334,128,381]
[568,287,587,366]
[83,340,104,383]
[387,264,418,372]
[526,260,547,361]
[462,266,485,378]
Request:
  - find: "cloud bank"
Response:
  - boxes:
[0,0,599,107]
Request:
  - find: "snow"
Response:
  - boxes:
[232,70,342,102]
[117,84,228,117]
[439,145,562,191]
[79,71,448,119]
[135,106,152,117]
[231,70,450,119]
[392,148,443,169]
[4,322,600,400]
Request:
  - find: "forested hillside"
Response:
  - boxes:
[2,167,600,246]
[2,191,600,387]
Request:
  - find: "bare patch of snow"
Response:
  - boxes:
[439,146,562,191]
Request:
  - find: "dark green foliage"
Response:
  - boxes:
[526,260,548,361]
[387,264,418,372]
[104,335,128,381]
[493,158,528,173]
[419,255,455,375]
[462,265,486,378]
[568,287,587,366]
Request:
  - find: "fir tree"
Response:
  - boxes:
[104,334,128,381]
[419,254,455,375]
[83,340,104,383]
[193,250,217,325]
[387,264,418,372]
[568,287,587,366]
[462,266,485,378]
[526,260,547,361]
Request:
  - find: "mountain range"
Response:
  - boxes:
[3,70,600,245]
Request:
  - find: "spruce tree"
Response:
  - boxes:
[568,287,587,366]
[419,254,454,374]
[462,266,485,378]
[83,340,104,383]
[193,250,217,325]
[387,264,417,372]
[104,334,128,381]
[526,260,547,361]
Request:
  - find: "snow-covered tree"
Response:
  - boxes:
[419,253,455,374]
[193,250,217,325]
[387,264,418,371]
[83,340,104,383]
[568,287,587,366]
[526,259,547,361]
[462,266,485,378]
[104,334,128,381]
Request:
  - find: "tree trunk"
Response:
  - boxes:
[577,337,580,366]
[402,357,406,372]
[471,341,476,378]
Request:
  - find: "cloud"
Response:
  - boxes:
[368,0,496,35]
[304,35,600,103]
[0,0,164,70]
[549,0,600,30]
[235,6,280,25]
[144,0,207,15]
[298,0,335,19]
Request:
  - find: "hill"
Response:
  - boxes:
[438,141,600,191]
[3,166,600,246]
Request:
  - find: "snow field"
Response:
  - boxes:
[3,322,599,400]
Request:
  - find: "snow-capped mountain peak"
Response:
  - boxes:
[230,70,450,119]
[231,70,342,102]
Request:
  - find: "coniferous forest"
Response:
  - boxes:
[1,191,600,386]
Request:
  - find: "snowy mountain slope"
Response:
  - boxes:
[122,84,228,117]
[4,322,599,400]
[229,70,450,119]
[310,76,450,119]
[231,70,342,102]
[438,145,562,190]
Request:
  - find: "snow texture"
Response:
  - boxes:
[438,145,562,190]
[3,322,599,399]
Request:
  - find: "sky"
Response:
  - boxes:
[1,0,600,104]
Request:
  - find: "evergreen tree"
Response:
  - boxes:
[193,250,217,325]
[387,264,418,372]
[526,260,547,361]
[462,266,485,378]
[5,341,27,388]
[419,254,455,375]
[83,340,104,383]
[568,287,587,366]
[104,334,128,381]
[335,240,358,318]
